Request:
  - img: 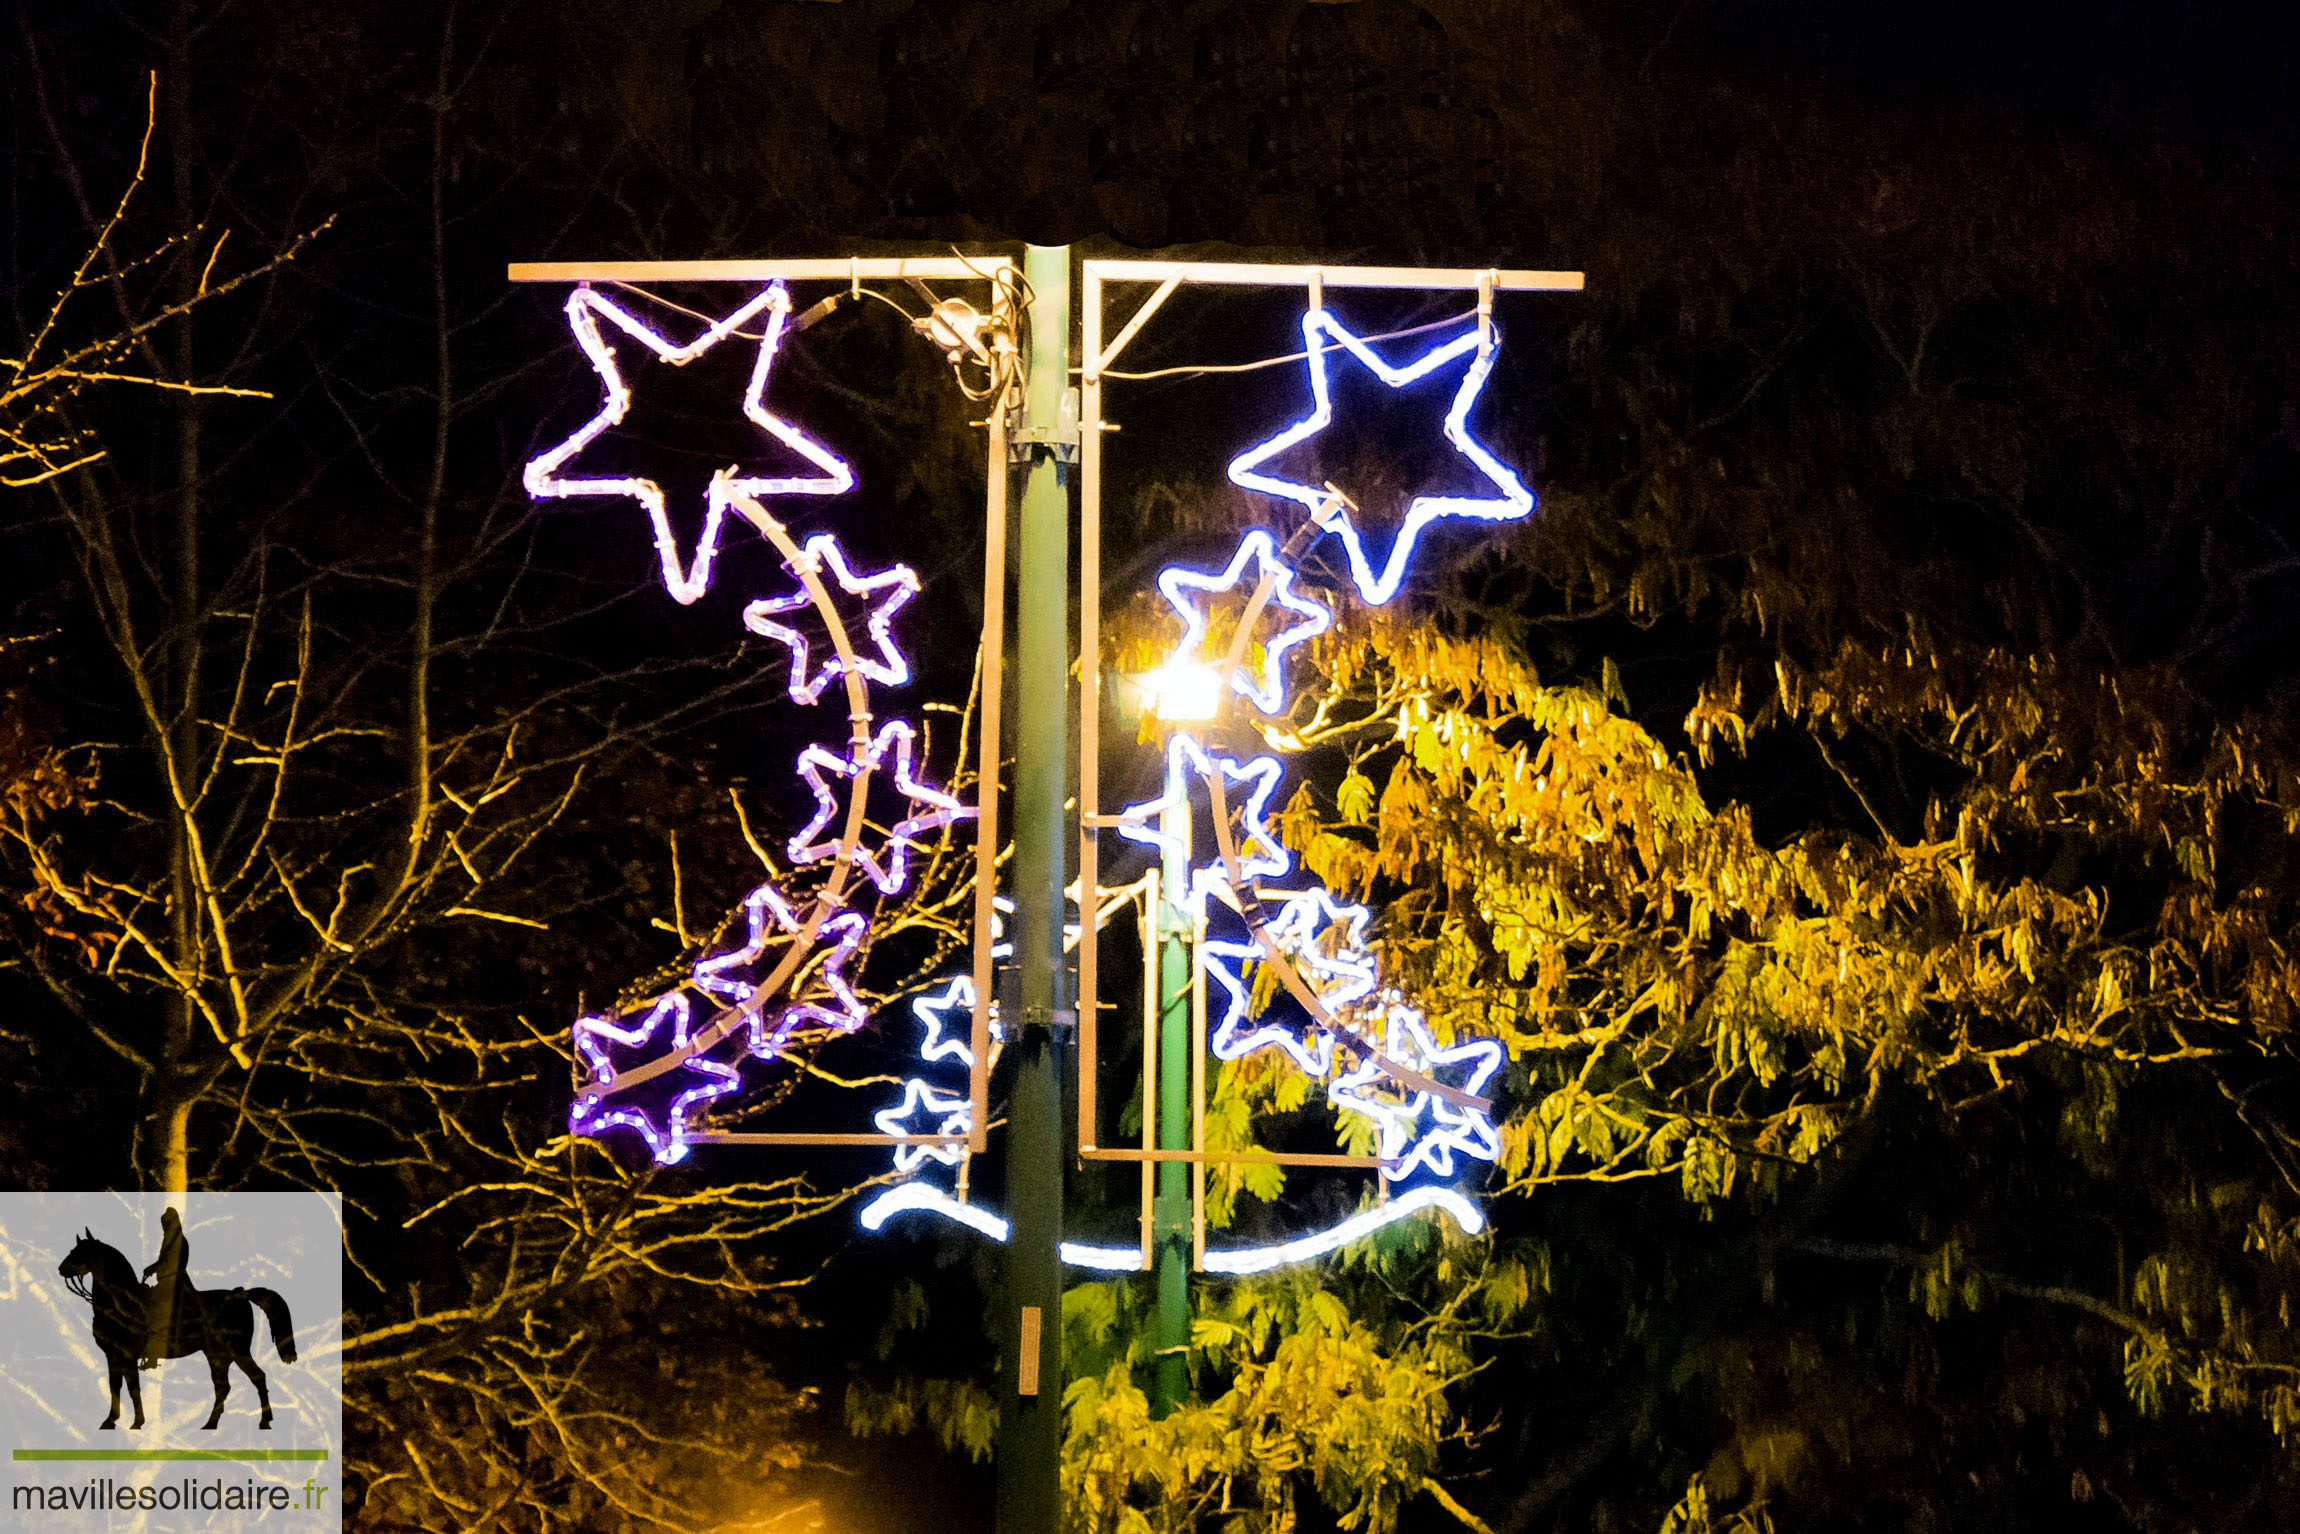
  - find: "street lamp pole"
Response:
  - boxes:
[996,241,1071,1534]
[1153,797,1192,1415]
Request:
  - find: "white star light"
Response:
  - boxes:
[524,283,855,605]
[1156,529,1332,715]
[1226,308,1533,605]
[1113,733,1290,910]
[1201,888,1380,1075]
[874,1079,972,1173]
[1327,996,1506,1182]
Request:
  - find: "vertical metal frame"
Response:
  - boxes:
[1071,259,1583,1185]
[508,256,1018,1153]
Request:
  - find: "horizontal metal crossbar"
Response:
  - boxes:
[1085,258,1582,291]
[507,257,1013,283]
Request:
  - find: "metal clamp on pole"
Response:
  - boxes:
[1008,386,1082,461]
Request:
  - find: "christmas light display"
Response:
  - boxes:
[532,268,1526,1279]
[1327,996,1505,1182]
[788,719,972,895]
[524,283,855,604]
[1156,528,1331,714]
[744,534,921,705]
[1226,308,1533,606]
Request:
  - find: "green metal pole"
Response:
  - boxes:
[996,243,1070,1534]
[1152,803,1192,1415]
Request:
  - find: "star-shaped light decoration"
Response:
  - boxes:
[875,1079,972,1174]
[873,980,997,1175]
[1327,995,1506,1182]
[744,908,870,1061]
[524,283,855,605]
[569,995,739,1165]
[690,881,809,1005]
[743,533,921,706]
[909,975,1004,1066]
[1155,529,1331,716]
[1226,308,1533,606]
[1201,888,1380,1074]
[1113,733,1290,910]
[787,719,973,895]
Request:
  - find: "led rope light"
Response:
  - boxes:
[744,533,921,706]
[1197,1186,1486,1275]
[524,283,855,604]
[788,719,973,895]
[1201,888,1380,1074]
[857,1181,1484,1273]
[690,881,808,1004]
[1326,995,1506,1182]
[1226,308,1533,605]
[1113,734,1290,908]
[568,996,739,1165]
[1156,529,1331,714]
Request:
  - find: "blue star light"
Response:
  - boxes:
[1202,888,1381,1074]
[1226,308,1534,606]
[1113,734,1290,909]
[1155,530,1332,715]
[1327,995,1506,1182]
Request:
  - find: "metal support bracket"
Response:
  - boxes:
[1019,1004,1078,1041]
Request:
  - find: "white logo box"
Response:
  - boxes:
[0,1193,342,1532]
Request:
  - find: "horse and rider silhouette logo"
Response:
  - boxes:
[56,1209,297,1432]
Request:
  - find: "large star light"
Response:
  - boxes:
[524,283,855,604]
[1226,308,1533,606]
[744,534,921,706]
[787,719,972,894]
[1157,530,1332,715]
[1327,996,1506,1182]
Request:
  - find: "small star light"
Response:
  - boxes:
[1327,996,1506,1183]
[569,995,739,1165]
[1202,889,1380,1074]
[787,720,973,895]
[874,982,993,1174]
[745,908,871,1061]
[1156,530,1332,715]
[524,283,855,605]
[690,881,808,1004]
[744,534,921,706]
[1226,307,1533,606]
[1114,733,1290,909]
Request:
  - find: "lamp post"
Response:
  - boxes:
[995,242,1071,1534]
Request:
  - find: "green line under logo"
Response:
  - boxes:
[14,1449,328,1462]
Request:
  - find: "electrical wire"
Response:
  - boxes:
[1086,309,1481,381]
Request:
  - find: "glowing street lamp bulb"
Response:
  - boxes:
[1149,662,1223,721]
